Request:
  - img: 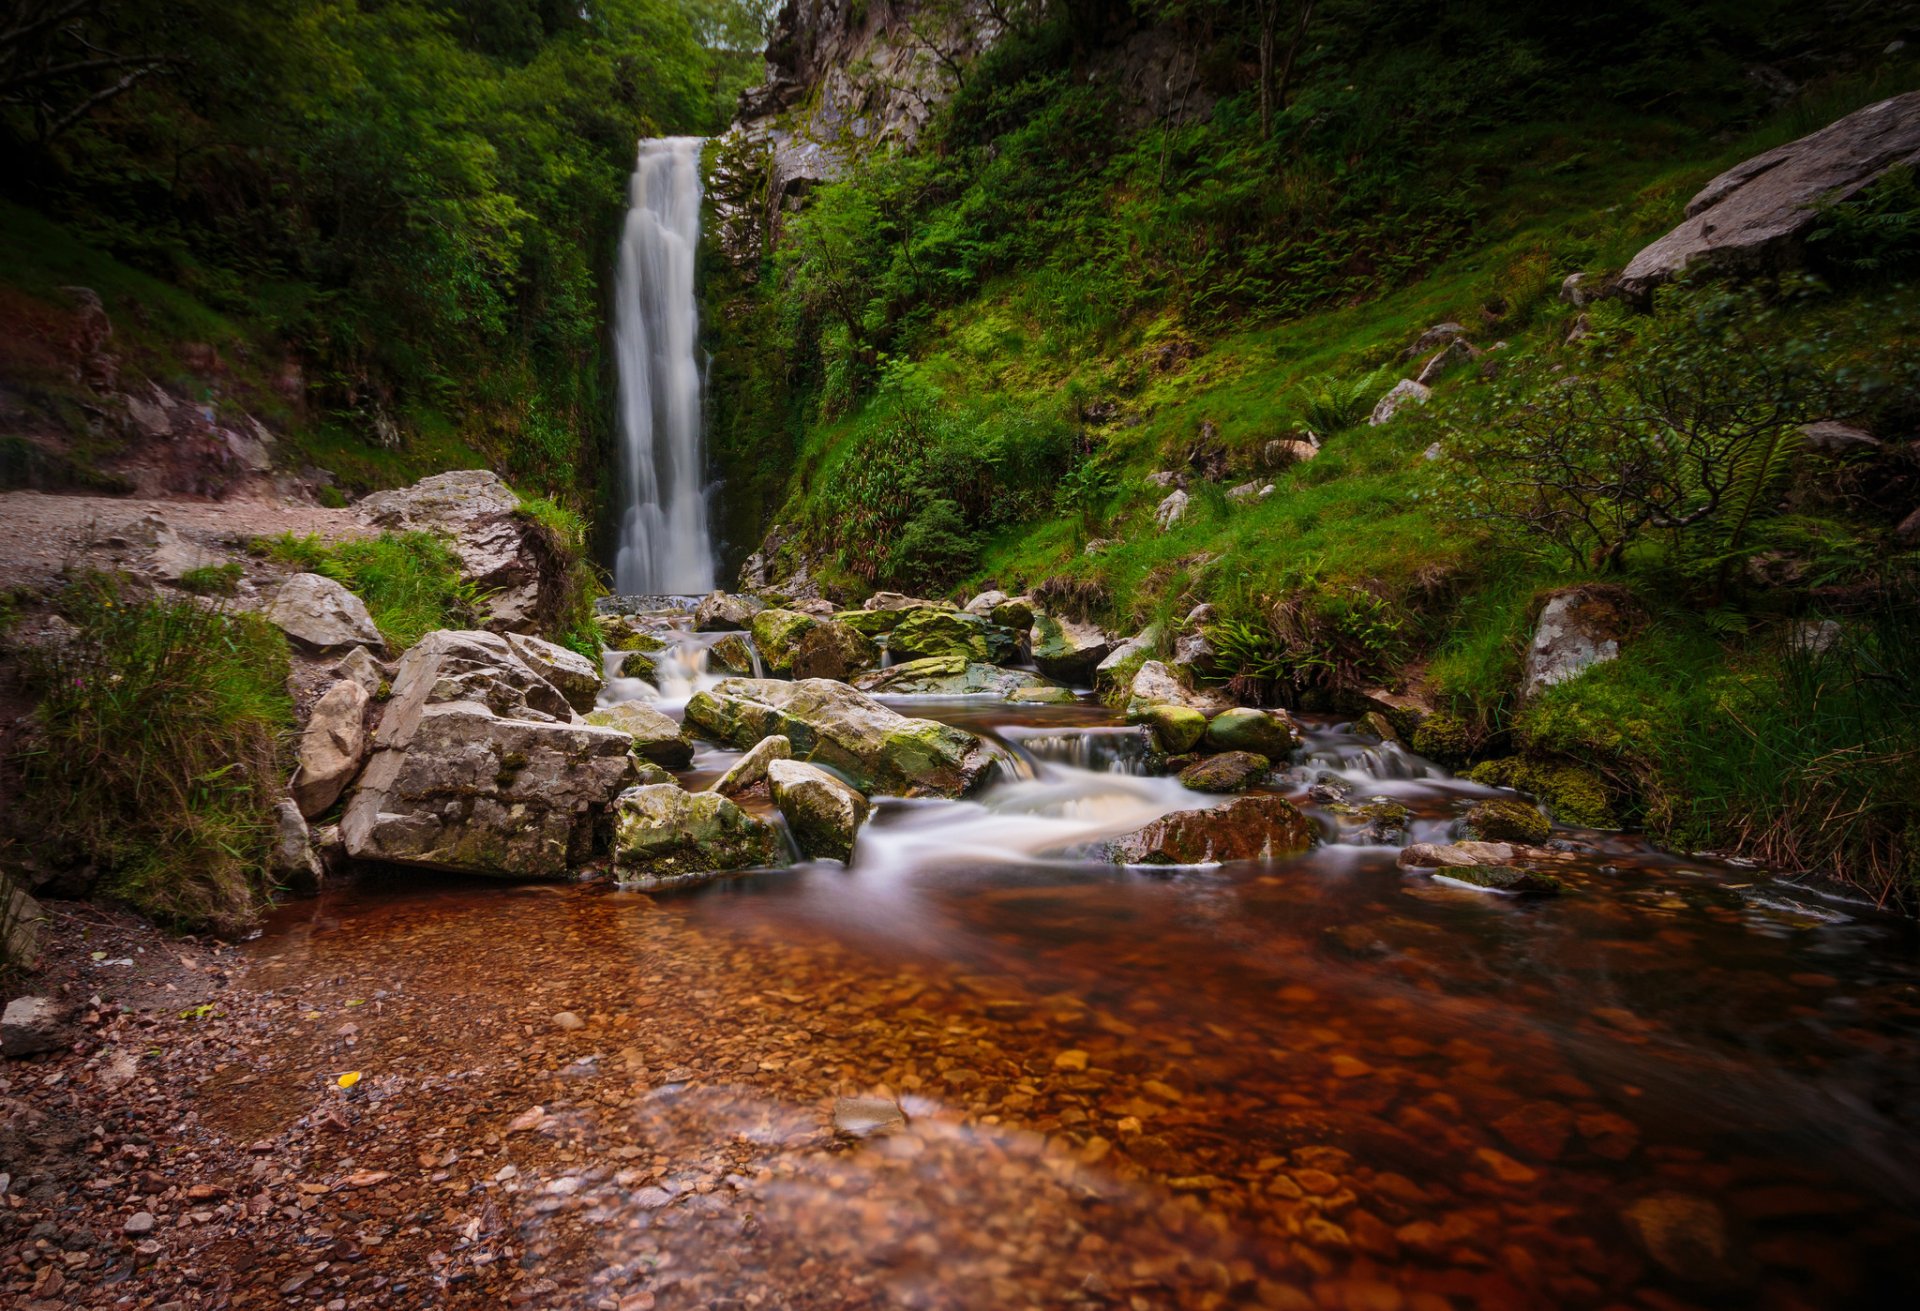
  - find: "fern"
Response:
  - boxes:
[1294,367,1386,436]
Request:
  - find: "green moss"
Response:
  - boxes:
[1461,798,1552,844]
[1411,712,1475,766]
[1465,757,1618,829]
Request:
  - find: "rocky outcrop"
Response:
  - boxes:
[684,678,997,798]
[1521,587,1630,698]
[584,701,695,770]
[266,573,383,652]
[341,631,638,877]
[1111,795,1315,865]
[506,633,601,713]
[1618,92,1920,299]
[291,679,371,817]
[612,784,784,888]
[1031,614,1113,683]
[767,759,869,862]
[357,471,551,632]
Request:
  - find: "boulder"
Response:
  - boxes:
[789,619,880,681]
[1415,338,1476,386]
[1095,626,1161,685]
[1178,751,1270,793]
[341,631,638,877]
[1265,438,1318,468]
[684,678,997,798]
[1461,798,1551,845]
[2,996,66,1058]
[291,680,371,817]
[1444,865,1566,894]
[1799,420,1880,455]
[695,591,765,632]
[1111,794,1315,865]
[750,608,819,675]
[711,734,792,797]
[1522,588,1629,699]
[612,784,784,889]
[2,879,46,973]
[1123,660,1232,717]
[1328,798,1411,845]
[964,589,1008,615]
[333,645,387,697]
[1396,841,1518,869]
[1618,92,1920,299]
[707,632,759,676]
[599,617,670,653]
[1400,322,1469,360]
[864,591,945,611]
[1154,488,1190,531]
[1369,379,1431,426]
[357,470,546,631]
[266,573,383,653]
[1203,707,1299,758]
[767,759,870,862]
[585,701,694,769]
[831,608,906,638]
[989,596,1035,630]
[853,656,1037,698]
[889,608,1019,664]
[506,633,601,713]
[790,598,838,617]
[1031,614,1114,682]
[1143,704,1207,754]
[271,799,323,895]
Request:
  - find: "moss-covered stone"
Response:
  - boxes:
[708,632,757,676]
[1462,797,1552,844]
[750,608,820,676]
[767,759,869,862]
[1411,711,1474,765]
[1464,756,1618,828]
[612,784,784,888]
[1111,793,1315,864]
[832,609,906,638]
[1203,707,1299,758]
[1179,750,1270,793]
[790,620,880,680]
[584,701,694,769]
[1351,711,1401,744]
[1444,865,1567,894]
[1329,798,1411,844]
[1144,704,1207,754]
[889,608,1019,664]
[613,650,658,682]
[990,597,1034,630]
[597,618,668,654]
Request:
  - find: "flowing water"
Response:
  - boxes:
[234,620,1920,1309]
[611,140,715,594]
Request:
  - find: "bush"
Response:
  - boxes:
[15,578,292,933]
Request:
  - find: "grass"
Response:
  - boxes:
[14,577,292,933]
[252,531,487,649]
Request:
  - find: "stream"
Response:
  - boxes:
[230,611,1920,1310]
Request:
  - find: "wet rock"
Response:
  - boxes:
[852,656,1045,698]
[694,591,765,632]
[599,616,670,652]
[889,609,1019,664]
[291,680,371,817]
[612,784,784,888]
[750,609,819,676]
[1111,794,1314,865]
[1123,659,1231,717]
[1203,707,1299,758]
[1178,751,1270,793]
[506,633,601,713]
[685,678,997,798]
[1368,379,1431,426]
[708,631,758,676]
[585,701,694,769]
[1443,865,1566,894]
[789,620,880,681]
[1396,841,1518,869]
[1329,799,1411,845]
[1009,685,1076,704]
[266,573,383,653]
[1461,798,1551,844]
[767,759,869,862]
[864,591,943,611]
[1143,704,1207,754]
[1618,92,1920,298]
[1620,1192,1749,1289]
[357,471,547,631]
[271,799,324,895]
[1350,711,1400,744]
[831,608,906,638]
[989,596,1034,630]
[2,996,67,1057]
[1522,587,1629,698]
[832,1096,907,1139]
[711,734,792,797]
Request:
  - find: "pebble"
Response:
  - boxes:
[832,1095,907,1138]
[123,1211,155,1235]
[552,1011,585,1031]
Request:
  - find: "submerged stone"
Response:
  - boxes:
[832,1096,907,1138]
[612,784,784,888]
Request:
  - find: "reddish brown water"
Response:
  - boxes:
[239,700,1920,1310]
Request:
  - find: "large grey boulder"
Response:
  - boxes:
[767,759,869,863]
[2,996,67,1058]
[612,784,784,889]
[684,678,997,798]
[506,633,601,713]
[357,470,547,632]
[291,679,371,817]
[266,573,383,652]
[1111,795,1315,866]
[1030,614,1114,683]
[695,591,766,631]
[341,630,638,877]
[584,701,694,769]
[1619,92,1920,299]
[1521,588,1628,699]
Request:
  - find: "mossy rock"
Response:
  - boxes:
[613,650,658,682]
[708,632,757,676]
[1411,711,1474,766]
[1179,750,1270,793]
[1204,707,1299,758]
[990,598,1034,630]
[598,619,668,654]
[612,784,784,888]
[832,609,906,638]
[1144,704,1207,754]
[1351,711,1401,744]
[1443,865,1566,895]
[584,701,694,770]
[750,608,820,676]
[1461,797,1551,844]
[889,608,1018,664]
[1464,756,1618,828]
[1329,798,1411,843]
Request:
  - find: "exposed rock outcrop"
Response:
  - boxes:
[357,471,551,632]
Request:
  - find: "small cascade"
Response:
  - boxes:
[999,725,1154,776]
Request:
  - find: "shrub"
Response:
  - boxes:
[1294,368,1386,436]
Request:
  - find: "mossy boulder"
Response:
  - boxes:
[1144,704,1208,754]
[1444,865,1567,895]
[584,701,694,770]
[1179,750,1270,793]
[613,649,658,682]
[1203,707,1300,758]
[1462,797,1552,844]
[889,608,1019,664]
[832,608,906,638]
[708,632,757,676]
[597,618,669,654]
[767,759,869,862]
[789,619,880,681]
[1411,711,1474,766]
[612,784,785,888]
[750,608,820,676]
[694,591,765,632]
[1111,794,1315,865]
[852,656,1047,698]
[1009,685,1077,704]
[1464,756,1618,828]
[1030,614,1114,682]
[1351,711,1401,744]
[990,597,1035,630]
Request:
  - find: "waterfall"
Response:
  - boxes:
[612,137,716,595]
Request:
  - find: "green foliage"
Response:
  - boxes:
[1293,369,1385,436]
[251,531,484,647]
[514,496,606,659]
[1205,570,1410,707]
[178,562,244,596]
[15,578,292,933]
[1809,165,1920,278]
[1464,756,1619,829]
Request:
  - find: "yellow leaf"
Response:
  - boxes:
[336,1071,361,1089]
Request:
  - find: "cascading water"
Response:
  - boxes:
[612,137,716,595]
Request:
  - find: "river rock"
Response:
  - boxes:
[506,632,601,713]
[708,632,758,676]
[333,645,387,697]
[684,678,997,798]
[1522,587,1628,698]
[1009,685,1077,704]
[291,680,371,817]
[357,470,546,631]
[1396,840,1518,869]
[1179,751,1270,793]
[833,1095,907,1138]
[1031,614,1113,682]
[831,608,905,638]
[1618,91,1920,299]
[266,573,383,653]
[2,880,46,974]
[711,734,792,797]
[1095,625,1161,685]
[1172,629,1217,674]
[1111,794,1315,865]
[1144,704,1207,754]
[271,799,323,895]
[1461,798,1551,844]
[2,997,67,1058]
[1350,711,1400,744]
[584,701,694,769]
[1444,865,1566,894]
[889,608,1018,664]
[1619,1192,1749,1289]
[612,784,784,888]
[964,589,1008,615]
[1203,707,1299,758]
[853,655,1034,697]
[864,591,946,611]
[767,759,869,862]
[1369,378,1431,426]
[1124,660,1232,717]
[750,609,818,675]
[990,596,1034,630]
[341,631,638,877]
[789,619,880,680]
[695,591,765,632]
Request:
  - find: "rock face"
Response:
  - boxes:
[1618,92,1920,298]
[788,619,880,680]
[584,701,695,770]
[889,609,1018,664]
[1522,588,1628,698]
[1111,795,1315,865]
[1178,751,1270,793]
[506,633,601,713]
[291,680,371,817]
[1031,615,1113,683]
[612,784,784,888]
[266,574,383,652]
[767,759,869,862]
[684,678,997,798]
[1203,707,1298,758]
[357,471,549,631]
[2,996,66,1058]
[696,591,766,632]
[341,631,637,877]
[750,608,819,675]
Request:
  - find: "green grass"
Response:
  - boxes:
[179,562,245,596]
[252,531,486,648]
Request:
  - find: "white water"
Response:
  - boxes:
[612,137,715,594]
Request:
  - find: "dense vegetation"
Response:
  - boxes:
[709,1,1920,900]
